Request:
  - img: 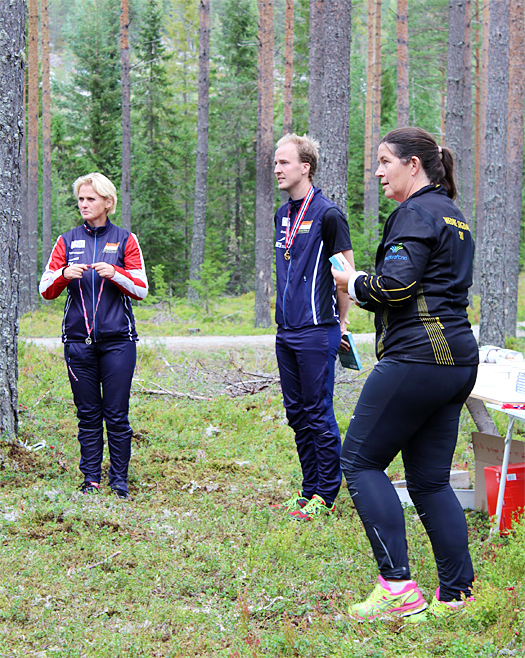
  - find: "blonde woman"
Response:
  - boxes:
[39,173,148,499]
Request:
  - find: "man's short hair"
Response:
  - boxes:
[276,133,320,182]
[72,172,118,215]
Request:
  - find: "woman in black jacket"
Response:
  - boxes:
[332,127,478,622]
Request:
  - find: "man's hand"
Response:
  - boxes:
[92,262,115,279]
[63,264,89,280]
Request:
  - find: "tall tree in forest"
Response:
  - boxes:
[27,0,39,311]
[41,0,52,269]
[363,0,375,229]
[445,0,473,225]
[371,0,381,234]
[308,0,324,141]
[188,0,210,302]
[473,0,489,294]
[283,0,294,135]
[63,0,122,181]
[19,81,30,316]
[504,0,524,338]
[132,0,183,288]
[0,0,24,440]
[120,0,131,232]
[254,0,274,327]
[479,0,509,346]
[397,0,409,126]
[317,0,351,212]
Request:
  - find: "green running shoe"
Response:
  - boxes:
[349,576,428,621]
[289,494,335,521]
[270,490,310,512]
[406,587,473,623]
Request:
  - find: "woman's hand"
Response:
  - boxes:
[92,262,115,279]
[331,258,356,294]
[63,264,89,280]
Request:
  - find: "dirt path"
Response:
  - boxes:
[21,332,378,352]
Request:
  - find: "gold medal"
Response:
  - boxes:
[284,250,290,260]
[85,336,92,345]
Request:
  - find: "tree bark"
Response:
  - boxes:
[120,0,131,232]
[363,0,374,229]
[0,0,24,440]
[461,0,473,228]
[27,0,38,311]
[473,0,489,295]
[41,0,52,270]
[504,0,524,338]
[308,0,324,142]
[371,0,381,236]
[188,0,210,303]
[19,77,30,316]
[396,0,409,127]
[254,0,274,327]
[479,0,509,346]
[317,0,351,212]
[283,0,294,135]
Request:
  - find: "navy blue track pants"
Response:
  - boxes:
[65,340,136,493]
[276,324,342,505]
[341,358,477,601]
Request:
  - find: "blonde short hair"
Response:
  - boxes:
[72,172,118,215]
[276,133,320,181]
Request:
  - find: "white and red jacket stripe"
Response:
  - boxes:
[39,220,148,343]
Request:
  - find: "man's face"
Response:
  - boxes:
[274,142,309,194]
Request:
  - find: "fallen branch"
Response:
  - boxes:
[86,551,122,570]
[133,379,211,401]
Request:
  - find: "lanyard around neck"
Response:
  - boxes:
[284,185,314,260]
[78,277,105,345]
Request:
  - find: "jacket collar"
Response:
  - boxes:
[83,219,112,237]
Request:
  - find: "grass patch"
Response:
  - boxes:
[20,292,376,338]
[1,338,524,656]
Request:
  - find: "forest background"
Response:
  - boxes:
[20,0,525,346]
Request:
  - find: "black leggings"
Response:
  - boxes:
[341,358,477,601]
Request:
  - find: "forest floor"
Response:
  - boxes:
[1,295,524,657]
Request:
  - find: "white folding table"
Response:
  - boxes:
[469,363,525,531]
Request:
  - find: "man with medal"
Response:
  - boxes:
[39,173,148,499]
[272,133,354,520]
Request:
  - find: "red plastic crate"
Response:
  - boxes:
[484,462,525,533]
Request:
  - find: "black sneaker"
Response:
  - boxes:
[112,488,129,500]
[80,481,100,495]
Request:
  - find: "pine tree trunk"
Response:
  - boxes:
[188,0,210,303]
[461,0,473,227]
[27,0,39,311]
[479,0,509,346]
[473,0,489,295]
[396,0,409,127]
[41,0,52,270]
[120,0,131,232]
[317,0,351,212]
[19,79,30,316]
[363,0,374,228]
[283,0,294,134]
[254,0,274,327]
[371,0,381,236]
[0,0,24,441]
[308,0,324,143]
[281,0,294,206]
[445,0,465,195]
[504,0,524,338]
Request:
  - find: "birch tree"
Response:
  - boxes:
[0,0,25,440]
[254,0,274,327]
[479,0,509,346]
[188,0,210,303]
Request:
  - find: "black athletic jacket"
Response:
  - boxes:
[354,185,478,365]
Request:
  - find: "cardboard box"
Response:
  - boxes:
[472,432,525,511]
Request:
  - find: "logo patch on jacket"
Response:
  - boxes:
[298,221,313,234]
[385,243,407,261]
[71,240,85,249]
[103,242,120,254]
